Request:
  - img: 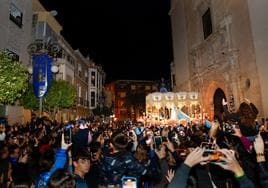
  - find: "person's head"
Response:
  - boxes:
[47,169,75,188]
[72,149,91,176]
[238,102,257,124]
[9,144,20,158]
[134,141,149,162]
[110,131,128,151]
[38,149,55,172]
[0,144,9,159]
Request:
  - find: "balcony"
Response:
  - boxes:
[77,97,89,108]
[78,97,83,106]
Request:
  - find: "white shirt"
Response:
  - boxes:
[0,132,6,141]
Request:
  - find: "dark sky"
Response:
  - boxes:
[40,0,173,83]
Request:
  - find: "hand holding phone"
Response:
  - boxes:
[154,136,162,150]
[64,126,72,144]
[203,150,225,163]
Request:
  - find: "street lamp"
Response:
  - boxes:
[27,38,60,117]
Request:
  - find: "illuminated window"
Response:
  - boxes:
[9,3,23,28]
[91,71,96,87]
[145,85,151,90]
[78,64,82,77]
[120,92,126,98]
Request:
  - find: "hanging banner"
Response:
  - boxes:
[32,54,53,98]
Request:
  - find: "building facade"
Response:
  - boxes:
[32,0,106,120]
[106,80,158,121]
[0,0,32,65]
[89,62,106,110]
[74,50,90,117]
[170,0,268,119]
[0,0,33,124]
[0,0,106,123]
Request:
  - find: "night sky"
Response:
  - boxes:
[40,0,173,83]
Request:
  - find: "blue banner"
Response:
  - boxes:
[32,54,53,98]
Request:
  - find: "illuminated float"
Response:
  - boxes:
[145,92,202,125]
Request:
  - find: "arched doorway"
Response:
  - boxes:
[213,88,226,120]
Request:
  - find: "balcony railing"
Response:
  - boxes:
[78,97,83,106]
[77,97,90,108]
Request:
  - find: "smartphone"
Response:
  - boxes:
[122,176,137,188]
[200,142,213,150]
[203,149,225,162]
[176,149,189,159]
[22,148,28,156]
[154,136,162,149]
[64,127,72,144]
[133,127,139,135]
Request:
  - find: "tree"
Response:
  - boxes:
[44,80,76,119]
[0,51,28,104]
[20,80,76,119]
[20,84,39,110]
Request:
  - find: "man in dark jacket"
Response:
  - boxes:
[99,131,147,187]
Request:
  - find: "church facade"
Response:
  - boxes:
[170,0,268,119]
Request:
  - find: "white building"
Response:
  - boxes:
[89,61,106,110]
[0,0,33,124]
[0,0,32,65]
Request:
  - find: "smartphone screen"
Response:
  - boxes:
[122,176,137,188]
[64,128,72,144]
[203,150,225,163]
[154,136,162,149]
[200,142,213,149]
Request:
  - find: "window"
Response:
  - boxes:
[120,92,126,98]
[32,14,38,28]
[9,3,23,28]
[145,85,151,91]
[91,91,96,107]
[85,72,88,82]
[172,74,176,86]
[152,86,158,91]
[78,64,82,77]
[91,71,96,87]
[202,8,212,39]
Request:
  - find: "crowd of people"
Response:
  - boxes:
[0,98,268,188]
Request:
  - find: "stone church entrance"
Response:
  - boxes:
[213,88,226,120]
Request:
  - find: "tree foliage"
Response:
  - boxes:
[44,80,76,110]
[0,51,28,104]
[20,84,39,110]
[21,80,76,119]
